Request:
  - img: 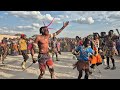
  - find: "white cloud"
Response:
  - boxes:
[54,18,60,21]
[8,11,44,20]
[14,15,19,17]
[57,21,62,24]
[58,15,69,19]
[2,27,8,29]
[16,25,33,29]
[4,11,120,38]
[7,11,120,24]
[7,11,61,23]
[0,27,23,34]
[32,23,41,28]
[87,17,94,24]
[16,26,23,29]
[67,11,120,24]
[58,15,69,20]
[58,15,64,18]
[45,14,53,20]
[66,15,69,18]
[72,17,94,24]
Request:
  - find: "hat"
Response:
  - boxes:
[21,34,26,38]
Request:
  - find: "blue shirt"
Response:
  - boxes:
[75,46,93,61]
[85,47,94,56]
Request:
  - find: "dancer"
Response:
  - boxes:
[32,21,69,79]
[104,30,118,70]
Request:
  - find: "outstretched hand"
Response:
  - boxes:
[63,21,69,27]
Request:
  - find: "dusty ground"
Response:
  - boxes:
[0,52,120,79]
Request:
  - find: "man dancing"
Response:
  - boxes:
[104,30,118,70]
[19,34,36,69]
[32,21,69,79]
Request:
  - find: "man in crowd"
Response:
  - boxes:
[32,21,69,79]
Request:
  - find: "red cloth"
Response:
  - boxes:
[27,44,33,50]
[79,40,83,45]
[39,59,54,71]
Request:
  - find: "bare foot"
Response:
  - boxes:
[38,75,43,79]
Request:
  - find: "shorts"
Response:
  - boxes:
[21,50,29,60]
[38,53,54,71]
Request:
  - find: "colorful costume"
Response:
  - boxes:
[38,53,53,71]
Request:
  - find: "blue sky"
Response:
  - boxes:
[0,11,120,38]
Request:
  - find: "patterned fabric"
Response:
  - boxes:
[38,53,51,63]
[105,35,118,57]
[38,53,53,71]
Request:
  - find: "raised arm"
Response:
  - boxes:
[50,21,69,38]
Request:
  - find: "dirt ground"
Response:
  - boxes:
[0,52,120,79]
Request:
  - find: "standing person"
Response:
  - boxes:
[71,40,75,53]
[17,38,22,55]
[62,39,64,51]
[32,21,69,79]
[19,34,36,69]
[0,40,8,64]
[116,37,120,55]
[27,38,35,62]
[51,36,59,61]
[99,32,107,65]
[19,34,29,69]
[7,38,12,55]
[12,38,19,56]
[27,38,34,54]
[104,30,118,70]
[73,40,94,79]
[89,36,94,50]
[75,36,80,45]
[2,37,8,59]
[72,36,81,59]
[57,39,61,55]
[93,33,100,53]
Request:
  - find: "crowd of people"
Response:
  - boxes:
[0,19,120,79]
[72,29,120,79]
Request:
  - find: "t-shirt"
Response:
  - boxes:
[85,46,94,56]
[19,39,27,50]
[76,46,92,61]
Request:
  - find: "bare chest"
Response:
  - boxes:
[39,36,49,44]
